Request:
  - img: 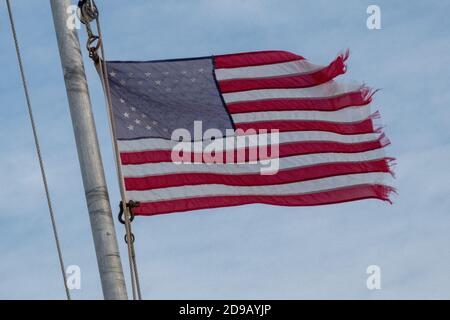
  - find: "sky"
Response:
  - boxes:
[0,0,449,299]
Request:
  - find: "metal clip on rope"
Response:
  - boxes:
[118,200,140,225]
[77,0,101,62]
[118,201,140,244]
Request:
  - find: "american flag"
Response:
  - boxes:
[106,50,394,216]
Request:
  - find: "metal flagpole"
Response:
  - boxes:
[50,0,128,300]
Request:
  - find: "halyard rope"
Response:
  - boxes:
[78,0,142,300]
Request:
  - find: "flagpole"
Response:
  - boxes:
[50,0,128,300]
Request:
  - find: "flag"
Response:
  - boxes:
[106,50,394,216]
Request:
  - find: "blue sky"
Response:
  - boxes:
[0,0,449,299]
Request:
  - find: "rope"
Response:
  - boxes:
[78,0,142,300]
[96,20,143,301]
[5,0,71,300]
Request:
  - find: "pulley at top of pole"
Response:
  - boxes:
[77,0,98,25]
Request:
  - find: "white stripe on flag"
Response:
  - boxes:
[125,172,391,202]
[122,148,386,177]
[118,131,381,153]
[223,81,363,104]
[215,59,325,80]
[231,105,372,124]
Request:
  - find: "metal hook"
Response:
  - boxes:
[118,201,140,225]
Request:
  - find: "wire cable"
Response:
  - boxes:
[5,0,71,300]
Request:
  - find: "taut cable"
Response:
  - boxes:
[5,0,71,300]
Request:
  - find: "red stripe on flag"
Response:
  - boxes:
[235,117,378,135]
[120,137,389,165]
[218,55,347,93]
[124,159,392,190]
[226,90,372,114]
[214,51,304,69]
[132,184,394,216]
